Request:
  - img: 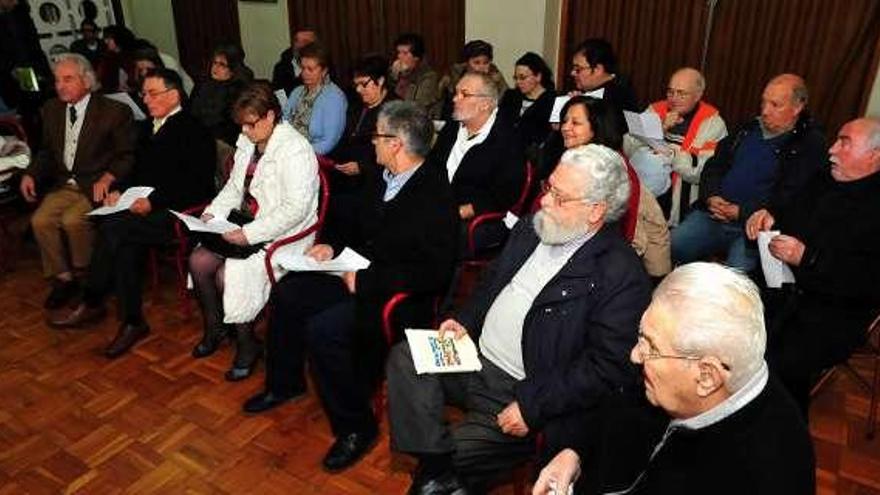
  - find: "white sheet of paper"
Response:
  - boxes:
[87,186,154,216]
[503,211,519,229]
[549,95,571,123]
[274,89,289,113]
[275,247,371,273]
[549,88,605,123]
[104,92,147,120]
[170,210,239,234]
[405,329,483,374]
[757,231,796,288]
[624,110,670,153]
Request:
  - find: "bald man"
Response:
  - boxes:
[671,73,826,273]
[623,67,727,224]
[746,117,880,415]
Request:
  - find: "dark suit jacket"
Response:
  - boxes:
[456,218,651,454]
[326,157,458,301]
[324,158,458,387]
[127,111,216,212]
[27,95,135,200]
[430,113,525,216]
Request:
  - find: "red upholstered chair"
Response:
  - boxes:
[265,168,330,285]
[464,160,535,261]
[619,154,641,244]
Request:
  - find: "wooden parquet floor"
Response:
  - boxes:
[0,240,878,494]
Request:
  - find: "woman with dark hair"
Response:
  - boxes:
[281,42,347,155]
[188,81,320,381]
[388,33,440,118]
[439,40,509,119]
[542,96,671,277]
[332,54,398,180]
[499,51,557,153]
[190,43,254,145]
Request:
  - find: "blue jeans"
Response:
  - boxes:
[671,209,757,272]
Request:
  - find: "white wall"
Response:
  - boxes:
[465,0,552,85]
[120,0,290,79]
[866,70,880,117]
[120,0,179,60]
[237,1,290,79]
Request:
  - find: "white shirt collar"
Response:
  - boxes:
[67,93,91,120]
[458,107,497,142]
[153,105,182,133]
[670,360,769,431]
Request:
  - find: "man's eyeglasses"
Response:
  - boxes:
[571,64,593,75]
[140,88,174,99]
[635,333,731,370]
[371,132,397,139]
[540,180,588,207]
[666,88,692,99]
[354,78,375,89]
[454,90,492,99]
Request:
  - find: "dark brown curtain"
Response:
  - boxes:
[564,0,710,106]
[287,0,464,88]
[564,0,880,137]
[171,0,241,81]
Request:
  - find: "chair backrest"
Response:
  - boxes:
[619,154,640,243]
[265,167,330,285]
[511,160,535,216]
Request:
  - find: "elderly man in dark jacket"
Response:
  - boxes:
[747,116,880,415]
[672,73,826,273]
[387,144,651,494]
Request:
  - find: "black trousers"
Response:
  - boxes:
[84,210,173,324]
[767,291,871,416]
[386,342,535,491]
[265,272,377,436]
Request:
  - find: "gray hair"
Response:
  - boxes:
[769,73,808,106]
[652,262,766,392]
[673,67,705,93]
[862,117,880,150]
[558,144,630,222]
[53,52,99,91]
[378,100,434,158]
[461,70,499,107]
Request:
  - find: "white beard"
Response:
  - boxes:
[533,210,591,245]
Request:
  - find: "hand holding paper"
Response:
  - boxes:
[275,247,370,272]
[757,231,796,288]
[88,186,154,216]
[170,210,239,234]
[405,329,482,374]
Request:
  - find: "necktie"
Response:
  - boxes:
[69,106,77,125]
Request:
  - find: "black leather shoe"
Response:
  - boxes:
[48,302,106,328]
[322,429,379,472]
[192,325,231,358]
[408,470,468,495]
[104,322,150,358]
[242,390,303,414]
[44,279,80,309]
[224,347,263,381]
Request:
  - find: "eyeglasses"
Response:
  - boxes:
[140,88,174,99]
[513,74,532,81]
[571,64,593,74]
[540,180,589,207]
[453,89,492,99]
[666,88,692,99]
[371,132,397,140]
[239,117,264,129]
[635,333,731,370]
[354,79,374,89]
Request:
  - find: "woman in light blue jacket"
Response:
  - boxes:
[282,43,347,155]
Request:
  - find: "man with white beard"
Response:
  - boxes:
[387,144,654,495]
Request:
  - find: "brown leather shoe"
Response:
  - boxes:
[104,322,150,358]
[48,303,106,328]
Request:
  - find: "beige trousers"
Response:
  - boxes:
[30,186,94,277]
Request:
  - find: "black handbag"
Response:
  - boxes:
[197,209,266,259]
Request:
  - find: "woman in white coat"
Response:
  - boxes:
[189,81,319,381]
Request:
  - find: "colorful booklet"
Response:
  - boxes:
[405,329,482,374]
